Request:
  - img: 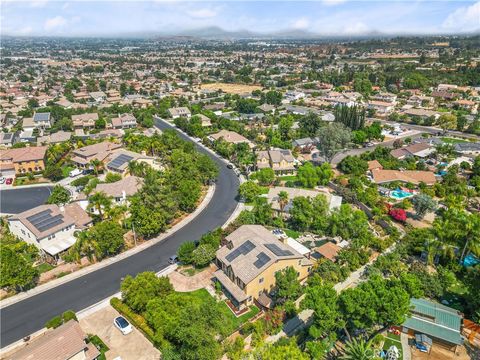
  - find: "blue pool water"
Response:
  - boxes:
[390,190,414,200]
[463,254,479,267]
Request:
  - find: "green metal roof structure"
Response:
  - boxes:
[403,298,463,345]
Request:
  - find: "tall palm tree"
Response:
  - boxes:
[89,159,102,176]
[278,191,289,212]
[88,191,112,220]
[71,231,100,263]
[340,338,375,360]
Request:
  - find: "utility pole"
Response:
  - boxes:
[132,222,137,247]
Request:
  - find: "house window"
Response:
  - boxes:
[259,277,264,284]
[21,229,26,235]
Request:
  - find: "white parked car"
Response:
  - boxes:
[69,168,82,178]
[114,316,132,335]
[0,177,5,184]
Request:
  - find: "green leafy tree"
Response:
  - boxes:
[0,246,38,292]
[338,155,368,175]
[412,194,437,219]
[192,244,216,267]
[302,284,343,339]
[274,266,303,303]
[317,123,351,162]
[437,113,457,132]
[177,241,196,264]
[317,162,334,185]
[47,185,71,205]
[254,339,309,360]
[89,221,125,259]
[299,112,322,137]
[278,191,289,212]
[253,168,275,186]
[121,272,173,313]
[238,180,262,202]
[297,162,319,188]
[88,191,112,220]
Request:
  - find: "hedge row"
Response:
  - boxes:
[109,297,155,343]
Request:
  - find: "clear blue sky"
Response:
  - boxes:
[1,1,479,37]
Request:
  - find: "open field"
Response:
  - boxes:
[201,82,262,94]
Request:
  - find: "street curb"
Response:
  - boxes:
[0,184,216,309]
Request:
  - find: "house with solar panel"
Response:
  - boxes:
[402,298,464,352]
[33,112,53,129]
[71,142,122,169]
[8,204,92,261]
[105,149,159,175]
[214,225,313,311]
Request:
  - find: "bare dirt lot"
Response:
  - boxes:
[200,82,262,94]
[411,343,471,360]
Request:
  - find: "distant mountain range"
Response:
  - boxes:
[152,26,390,40]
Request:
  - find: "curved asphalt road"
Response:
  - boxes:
[0,119,240,347]
[0,186,52,214]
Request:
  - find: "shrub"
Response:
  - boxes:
[62,310,78,322]
[45,310,79,329]
[389,208,407,222]
[45,315,63,329]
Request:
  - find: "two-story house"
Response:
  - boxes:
[0,146,47,175]
[72,113,98,130]
[8,203,92,260]
[168,107,191,119]
[256,149,296,175]
[33,112,53,129]
[214,225,312,310]
[70,142,122,168]
[111,113,137,129]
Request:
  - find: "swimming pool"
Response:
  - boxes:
[390,190,414,200]
[463,254,479,267]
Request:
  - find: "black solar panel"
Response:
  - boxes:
[36,215,64,232]
[265,243,294,257]
[108,154,134,169]
[226,240,256,262]
[27,209,52,225]
[254,252,271,269]
[27,210,64,232]
[34,112,50,121]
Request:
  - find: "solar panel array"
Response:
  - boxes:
[27,209,65,233]
[254,252,271,269]
[3,133,13,140]
[108,154,134,169]
[226,240,255,262]
[33,112,50,122]
[265,243,294,257]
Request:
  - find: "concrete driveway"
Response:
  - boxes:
[79,306,160,360]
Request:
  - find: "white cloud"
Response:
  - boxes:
[44,16,67,31]
[343,21,370,34]
[187,8,218,19]
[62,2,70,11]
[291,17,310,30]
[322,0,347,7]
[30,0,48,8]
[443,1,480,32]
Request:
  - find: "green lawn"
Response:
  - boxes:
[36,263,55,274]
[441,137,469,144]
[278,175,298,182]
[178,289,260,331]
[383,334,403,359]
[87,335,109,360]
[284,229,300,239]
[219,301,260,330]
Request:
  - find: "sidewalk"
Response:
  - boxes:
[0,184,215,309]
